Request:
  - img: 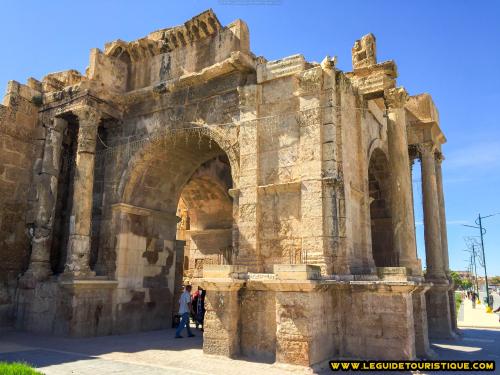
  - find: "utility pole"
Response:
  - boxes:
[477,215,491,308]
[463,212,499,309]
[471,244,479,295]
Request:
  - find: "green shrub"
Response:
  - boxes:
[455,292,463,313]
[0,362,43,375]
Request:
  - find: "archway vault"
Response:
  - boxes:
[118,126,239,213]
[108,128,237,332]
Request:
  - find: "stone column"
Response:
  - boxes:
[24,117,67,281]
[419,143,446,280]
[64,107,101,278]
[435,154,458,331]
[435,154,449,274]
[408,152,422,272]
[420,144,454,338]
[384,88,419,275]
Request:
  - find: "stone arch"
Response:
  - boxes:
[176,155,234,278]
[117,127,239,204]
[368,148,397,267]
[110,127,238,332]
[367,137,386,163]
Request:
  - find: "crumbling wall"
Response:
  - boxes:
[0,80,40,326]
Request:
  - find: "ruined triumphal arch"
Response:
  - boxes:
[0,9,456,367]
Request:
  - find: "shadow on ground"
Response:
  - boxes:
[0,327,498,375]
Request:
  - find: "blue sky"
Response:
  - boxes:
[1,1,499,276]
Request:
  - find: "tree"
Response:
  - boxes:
[450,271,473,290]
[461,279,473,290]
[490,276,500,285]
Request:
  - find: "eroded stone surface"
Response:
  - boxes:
[0,8,455,368]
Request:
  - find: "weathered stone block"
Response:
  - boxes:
[273,264,321,280]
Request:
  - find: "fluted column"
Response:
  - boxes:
[25,117,67,280]
[435,154,449,274]
[384,88,419,275]
[420,143,446,280]
[435,153,458,331]
[64,106,101,278]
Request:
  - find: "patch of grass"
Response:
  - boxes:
[0,362,43,375]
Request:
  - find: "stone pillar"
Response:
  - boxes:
[25,117,67,281]
[64,107,101,278]
[420,143,453,337]
[202,265,246,358]
[235,85,261,272]
[412,285,434,358]
[419,143,445,280]
[384,88,419,275]
[435,154,458,332]
[435,154,449,274]
[297,67,329,272]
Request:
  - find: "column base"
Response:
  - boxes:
[412,284,436,358]
[201,266,247,358]
[64,234,94,278]
[426,281,456,339]
[19,262,52,287]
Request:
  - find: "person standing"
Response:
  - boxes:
[471,292,477,309]
[175,285,195,338]
[192,287,206,331]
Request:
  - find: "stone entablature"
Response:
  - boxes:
[0,8,456,368]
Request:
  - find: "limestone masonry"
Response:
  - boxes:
[0,9,456,366]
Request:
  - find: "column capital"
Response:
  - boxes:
[416,141,436,156]
[73,107,101,154]
[72,105,102,126]
[435,151,445,164]
[408,145,419,163]
[384,87,409,110]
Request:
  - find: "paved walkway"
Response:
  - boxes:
[458,295,500,329]
[0,329,310,375]
[0,327,499,374]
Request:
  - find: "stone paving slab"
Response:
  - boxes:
[0,327,499,375]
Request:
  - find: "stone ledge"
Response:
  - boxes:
[377,266,410,281]
[59,279,118,289]
[203,265,248,279]
[256,54,306,84]
[257,181,301,195]
[274,264,321,280]
[111,202,179,222]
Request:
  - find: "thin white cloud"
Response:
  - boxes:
[445,142,500,170]
[414,220,466,226]
[447,220,468,225]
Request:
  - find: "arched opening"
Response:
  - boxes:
[176,155,233,280]
[368,149,397,267]
[115,130,234,332]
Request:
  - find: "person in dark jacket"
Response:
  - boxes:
[192,286,206,331]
